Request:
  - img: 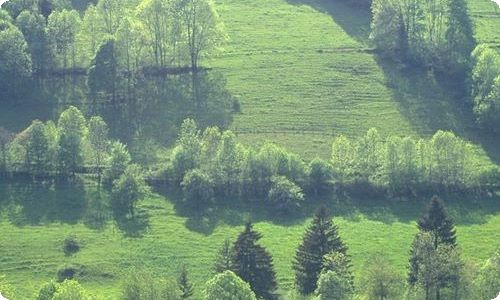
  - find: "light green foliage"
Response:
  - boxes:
[170,119,201,182]
[181,169,214,206]
[268,176,304,214]
[308,158,333,195]
[15,10,46,73]
[474,250,500,300]
[0,22,32,79]
[87,116,109,177]
[177,0,227,70]
[360,253,404,300]
[112,164,148,216]
[26,120,50,173]
[214,131,243,196]
[331,135,354,183]
[408,233,463,298]
[57,106,87,175]
[46,9,81,69]
[204,271,257,300]
[53,280,90,300]
[0,274,16,299]
[370,0,402,53]
[315,271,353,300]
[104,141,131,184]
[472,45,500,130]
[37,281,59,300]
[121,269,181,300]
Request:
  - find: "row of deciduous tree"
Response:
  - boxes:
[10,197,497,299]
[0,0,225,85]
[167,119,494,212]
[370,0,475,73]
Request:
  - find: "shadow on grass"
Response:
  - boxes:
[155,186,500,235]
[285,0,500,164]
[285,0,372,44]
[377,58,500,164]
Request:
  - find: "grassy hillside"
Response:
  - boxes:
[0,190,498,299]
[210,0,500,161]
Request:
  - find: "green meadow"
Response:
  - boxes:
[0,184,499,298]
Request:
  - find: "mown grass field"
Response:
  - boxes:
[0,189,499,299]
[210,0,500,161]
[1,0,499,299]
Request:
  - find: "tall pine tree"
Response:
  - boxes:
[293,206,348,295]
[232,222,277,300]
[417,196,457,248]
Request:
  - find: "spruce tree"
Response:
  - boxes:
[417,196,457,248]
[409,196,458,299]
[293,206,348,295]
[213,239,233,274]
[232,222,277,300]
[178,265,194,299]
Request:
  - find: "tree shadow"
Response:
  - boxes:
[377,59,500,164]
[154,184,499,235]
[285,0,500,164]
[285,0,372,44]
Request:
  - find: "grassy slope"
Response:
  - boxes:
[1,194,499,299]
[211,0,500,162]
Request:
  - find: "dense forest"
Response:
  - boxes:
[0,0,499,299]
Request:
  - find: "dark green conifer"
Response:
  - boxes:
[232,222,277,300]
[293,206,348,295]
[417,196,457,248]
[213,239,233,274]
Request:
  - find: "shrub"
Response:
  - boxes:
[57,264,83,282]
[63,235,80,256]
[268,176,304,214]
[181,169,214,206]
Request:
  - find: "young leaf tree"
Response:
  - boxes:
[15,10,47,74]
[360,253,404,300]
[315,270,353,300]
[204,271,257,300]
[0,23,32,94]
[308,158,333,196]
[268,176,304,214]
[232,222,277,300]
[104,141,131,185]
[408,233,463,300]
[26,120,50,174]
[181,169,214,206]
[57,106,87,176]
[111,164,148,217]
[87,116,109,184]
[213,239,233,274]
[177,0,226,71]
[293,206,348,295]
[46,9,81,70]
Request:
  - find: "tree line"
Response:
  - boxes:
[370,0,475,74]
[165,119,497,213]
[0,0,226,95]
[1,197,498,299]
[1,111,498,214]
